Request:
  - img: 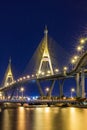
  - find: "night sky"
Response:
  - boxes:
[0,0,87,96]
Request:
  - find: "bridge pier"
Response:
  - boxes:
[47,80,56,97]
[36,80,44,97]
[81,68,85,98]
[4,91,8,99]
[59,79,64,98]
[76,69,86,98]
[76,73,80,97]
[10,88,16,100]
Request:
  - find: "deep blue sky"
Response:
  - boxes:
[0,0,87,96]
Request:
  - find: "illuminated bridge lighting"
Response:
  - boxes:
[41,71,45,75]
[47,70,51,74]
[32,74,34,77]
[19,78,22,81]
[80,38,85,44]
[71,56,79,64]
[26,75,30,78]
[17,79,20,82]
[23,76,26,80]
[54,68,59,73]
[77,45,83,52]
[63,66,68,71]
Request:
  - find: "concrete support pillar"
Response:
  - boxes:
[36,80,44,97]
[47,80,56,97]
[10,88,16,100]
[4,91,8,99]
[59,79,64,98]
[81,68,85,98]
[76,73,80,97]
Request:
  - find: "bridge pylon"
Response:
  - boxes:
[1,58,14,87]
[38,26,54,76]
[76,68,86,98]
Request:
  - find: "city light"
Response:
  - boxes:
[80,38,85,44]
[71,55,79,64]
[45,87,49,92]
[19,77,23,81]
[32,74,34,77]
[20,87,24,98]
[47,70,51,74]
[27,75,30,78]
[74,55,78,60]
[23,76,26,79]
[71,88,75,98]
[63,66,68,71]
[38,71,41,74]
[54,68,59,73]
[41,71,45,75]
[71,59,75,64]
[77,46,83,52]
[17,79,20,82]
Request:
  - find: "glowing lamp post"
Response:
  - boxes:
[54,68,59,73]
[71,88,75,98]
[80,38,85,44]
[71,55,79,69]
[46,87,49,92]
[45,87,49,97]
[77,45,84,54]
[74,56,78,60]
[80,38,87,45]
[63,66,68,75]
[20,87,24,98]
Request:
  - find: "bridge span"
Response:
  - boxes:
[0,28,87,99]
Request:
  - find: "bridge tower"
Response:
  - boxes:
[36,27,55,98]
[38,26,54,76]
[2,58,14,87]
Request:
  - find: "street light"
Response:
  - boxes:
[63,66,68,75]
[80,37,87,44]
[71,55,79,68]
[71,59,75,64]
[45,87,49,92]
[20,87,24,98]
[77,45,84,54]
[63,66,68,71]
[77,46,83,51]
[54,68,59,73]
[45,87,49,96]
[71,88,75,98]
[80,38,85,44]
[74,55,78,60]
[41,71,45,75]
[47,70,51,74]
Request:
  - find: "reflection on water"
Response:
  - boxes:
[0,107,87,130]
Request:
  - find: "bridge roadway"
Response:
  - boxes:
[0,73,74,91]
[0,51,87,92]
[0,99,78,105]
[0,69,87,92]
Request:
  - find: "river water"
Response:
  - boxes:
[0,106,87,130]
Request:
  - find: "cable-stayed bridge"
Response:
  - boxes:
[0,27,87,101]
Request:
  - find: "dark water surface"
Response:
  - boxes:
[0,107,87,130]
